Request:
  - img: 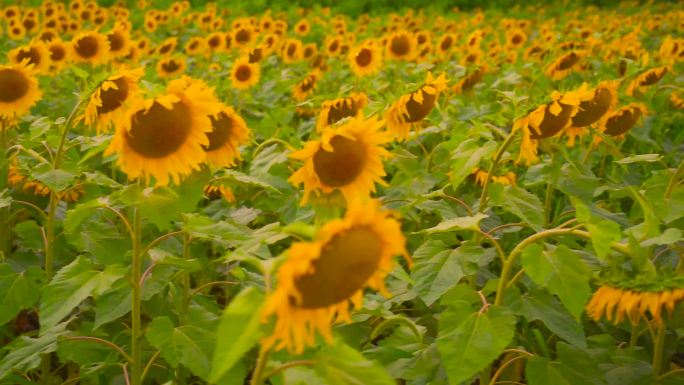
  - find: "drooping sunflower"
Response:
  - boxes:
[472,168,516,186]
[348,40,383,77]
[203,105,251,167]
[0,62,43,119]
[156,57,186,78]
[293,70,320,102]
[71,31,111,65]
[261,200,408,353]
[565,81,618,146]
[384,72,449,141]
[8,42,51,74]
[626,66,669,96]
[587,283,684,325]
[9,164,84,203]
[385,30,417,61]
[84,67,144,133]
[230,56,260,90]
[453,66,486,94]
[598,103,647,138]
[105,76,222,186]
[289,115,391,205]
[316,92,368,132]
[546,51,583,80]
[512,90,581,164]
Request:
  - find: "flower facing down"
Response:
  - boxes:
[84,67,144,133]
[565,81,618,146]
[261,201,408,353]
[316,92,368,132]
[587,285,684,325]
[626,66,668,96]
[384,72,448,141]
[289,115,391,205]
[598,103,647,138]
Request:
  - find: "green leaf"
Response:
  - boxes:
[521,244,591,319]
[640,228,683,247]
[512,290,586,348]
[0,322,69,380]
[146,316,215,380]
[574,200,622,261]
[436,305,516,385]
[39,256,125,334]
[615,154,663,164]
[210,287,265,382]
[218,169,280,192]
[489,184,545,230]
[182,213,249,245]
[449,139,497,190]
[411,241,464,306]
[0,265,44,326]
[526,343,606,385]
[314,339,394,385]
[33,169,77,192]
[423,213,488,233]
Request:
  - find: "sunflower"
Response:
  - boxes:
[156,57,185,78]
[71,31,110,65]
[671,93,684,109]
[453,66,486,94]
[293,71,320,102]
[184,36,207,56]
[565,81,618,146]
[512,90,581,164]
[206,32,225,53]
[281,38,303,63]
[289,115,391,205]
[348,40,383,77]
[203,183,235,202]
[587,284,684,325]
[316,93,368,132]
[472,168,517,186]
[546,51,583,80]
[506,28,527,50]
[598,103,647,138]
[233,26,256,48]
[106,26,130,59]
[294,19,310,36]
[436,34,457,59]
[105,76,222,186]
[203,105,251,167]
[84,67,144,133]
[8,23,26,40]
[385,30,417,61]
[261,200,408,353]
[324,36,343,57]
[626,66,669,96]
[0,62,43,119]
[230,56,260,90]
[8,42,51,74]
[384,72,449,141]
[9,164,84,203]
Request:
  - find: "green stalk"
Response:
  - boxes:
[665,158,684,199]
[478,130,517,213]
[130,207,142,385]
[181,232,191,323]
[250,345,271,385]
[1,119,8,260]
[652,323,666,377]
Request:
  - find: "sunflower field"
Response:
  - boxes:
[0,0,683,384]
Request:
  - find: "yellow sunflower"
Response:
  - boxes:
[626,66,669,96]
[203,105,251,167]
[230,56,260,90]
[203,183,236,203]
[671,93,684,109]
[293,70,320,102]
[233,26,256,48]
[156,37,178,56]
[0,62,42,119]
[206,32,225,53]
[289,115,391,205]
[587,285,684,325]
[385,30,417,61]
[384,72,449,141]
[472,167,516,186]
[316,93,368,132]
[565,81,618,146]
[294,19,310,36]
[506,28,527,50]
[302,43,318,60]
[546,51,584,80]
[512,90,581,164]
[106,26,130,59]
[71,31,111,65]
[46,39,71,73]
[324,36,343,57]
[156,57,185,78]
[84,67,144,133]
[348,40,383,77]
[281,38,303,64]
[8,42,51,74]
[598,103,647,138]
[261,200,408,353]
[184,36,207,56]
[436,34,457,59]
[105,76,222,186]
[452,66,486,94]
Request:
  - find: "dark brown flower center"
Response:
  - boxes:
[390,35,410,57]
[460,68,485,92]
[404,88,437,122]
[639,68,667,86]
[0,68,29,103]
[97,77,129,115]
[235,29,250,44]
[511,34,523,45]
[557,52,579,70]
[235,65,251,81]
[294,226,383,308]
[328,40,339,53]
[125,100,192,158]
[208,36,221,48]
[604,108,642,136]
[440,36,453,51]
[49,45,66,61]
[531,102,574,139]
[326,98,359,125]
[161,60,180,73]
[572,87,612,127]
[204,112,233,151]
[355,48,372,66]
[313,135,366,187]
[16,47,43,67]
[75,36,100,58]
[108,32,125,52]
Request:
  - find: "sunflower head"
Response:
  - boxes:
[453,66,486,94]
[230,56,260,90]
[9,42,51,74]
[84,67,144,133]
[385,30,417,61]
[546,51,584,80]
[570,81,618,128]
[316,92,368,132]
[626,66,669,96]
[261,200,408,353]
[599,103,647,137]
[71,31,111,65]
[289,115,391,205]
[156,57,186,78]
[106,26,130,58]
[385,72,449,141]
[203,105,251,167]
[204,183,236,202]
[0,62,43,119]
[293,70,320,102]
[348,40,383,77]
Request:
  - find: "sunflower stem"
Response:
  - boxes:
[652,323,666,377]
[543,182,554,228]
[250,344,271,385]
[0,119,9,261]
[629,324,639,347]
[180,232,191,323]
[665,158,684,199]
[478,130,517,213]
[130,206,143,385]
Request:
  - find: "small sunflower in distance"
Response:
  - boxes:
[384,72,449,141]
[0,62,42,119]
[261,200,408,353]
[293,70,320,102]
[348,40,383,77]
[105,76,222,186]
[157,57,186,78]
[289,115,391,205]
[84,67,144,133]
[564,81,618,146]
[316,92,368,132]
[545,51,583,80]
[230,56,260,90]
[385,30,417,61]
[626,66,668,96]
[8,42,51,74]
[203,105,251,167]
[71,31,111,65]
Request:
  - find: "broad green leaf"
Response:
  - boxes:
[146,316,215,380]
[411,241,464,306]
[0,265,44,326]
[182,213,249,245]
[423,213,488,233]
[574,200,622,261]
[0,189,11,209]
[219,169,280,192]
[512,290,586,348]
[33,169,77,192]
[526,343,606,385]
[436,305,516,385]
[627,186,661,239]
[40,256,125,334]
[210,287,265,382]
[0,322,69,379]
[640,228,683,246]
[489,184,545,230]
[449,140,497,190]
[314,339,394,385]
[521,244,591,319]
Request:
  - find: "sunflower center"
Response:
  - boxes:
[49,45,66,61]
[313,135,366,187]
[204,112,233,151]
[287,44,296,57]
[300,78,315,93]
[235,65,252,82]
[97,77,129,115]
[162,60,180,72]
[249,48,262,63]
[557,52,579,70]
[640,68,667,86]
[404,89,437,122]
[441,36,453,51]
[390,35,410,57]
[75,36,99,58]
[208,36,220,48]
[235,29,250,44]
[326,99,359,125]
[108,32,125,52]
[125,100,192,158]
[461,68,485,91]
[355,48,372,66]
[294,226,383,308]
[328,40,339,53]
[16,47,42,67]
[531,102,574,139]
[159,44,172,55]
[0,68,29,103]
[604,108,642,136]
[572,87,612,127]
